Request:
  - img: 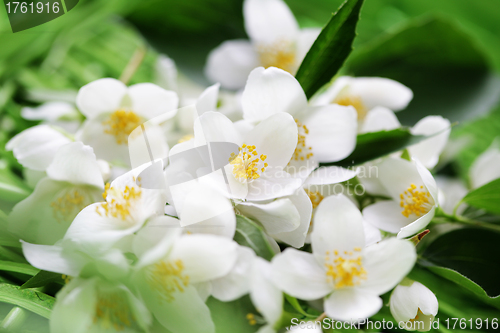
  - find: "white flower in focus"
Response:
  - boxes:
[271,194,416,321]
[363,158,439,238]
[390,280,438,332]
[6,124,72,171]
[205,0,320,89]
[313,76,413,123]
[131,221,238,333]
[469,139,500,189]
[9,142,104,245]
[76,78,178,166]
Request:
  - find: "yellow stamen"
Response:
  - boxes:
[96,184,142,220]
[257,40,296,74]
[50,189,86,222]
[178,134,194,143]
[147,260,190,303]
[324,249,367,289]
[333,95,367,120]
[289,119,314,163]
[102,110,143,145]
[400,183,432,218]
[94,291,134,331]
[229,144,268,182]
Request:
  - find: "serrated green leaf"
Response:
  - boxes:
[0,283,54,318]
[320,128,427,167]
[21,270,64,289]
[295,0,364,99]
[234,215,275,261]
[0,261,39,277]
[421,227,500,298]
[461,178,500,214]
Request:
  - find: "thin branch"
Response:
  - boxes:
[119,46,147,85]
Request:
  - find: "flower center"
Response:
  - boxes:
[400,184,432,218]
[257,40,296,74]
[96,183,142,220]
[229,144,268,183]
[51,189,87,222]
[147,260,190,302]
[305,189,324,209]
[102,110,143,145]
[333,95,367,120]
[94,291,134,331]
[409,308,424,323]
[290,120,314,163]
[178,134,194,143]
[324,248,367,289]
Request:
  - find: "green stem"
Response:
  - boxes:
[434,208,500,233]
[1,307,27,331]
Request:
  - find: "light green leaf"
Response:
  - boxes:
[295,0,364,99]
[0,284,54,319]
[207,296,257,333]
[0,167,30,204]
[284,294,318,319]
[421,228,500,298]
[234,215,275,261]
[0,261,39,277]
[461,178,500,214]
[320,128,427,167]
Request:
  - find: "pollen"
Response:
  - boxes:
[147,260,190,303]
[334,94,367,120]
[257,40,296,74]
[400,183,432,218]
[94,291,134,331]
[290,120,314,163]
[304,189,324,209]
[246,313,257,326]
[102,109,143,145]
[96,183,142,220]
[324,249,367,289]
[229,144,267,182]
[50,189,86,222]
[178,134,194,143]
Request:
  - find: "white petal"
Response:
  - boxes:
[205,40,259,90]
[435,176,468,215]
[363,220,382,246]
[305,166,358,185]
[21,102,77,122]
[397,206,435,239]
[251,257,283,325]
[128,123,169,169]
[21,241,84,276]
[155,54,178,92]
[196,83,220,115]
[47,142,103,188]
[6,125,72,171]
[271,188,313,248]
[362,200,412,234]
[246,167,302,201]
[169,234,237,283]
[128,83,179,119]
[310,76,352,106]
[409,116,451,169]
[324,289,382,321]
[242,67,307,123]
[194,111,242,146]
[76,78,127,118]
[361,238,416,295]
[470,140,500,188]
[311,194,365,265]
[415,159,439,203]
[414,282,438,316]
[390,283,420,323]
[295,28,321,63]
[271,248,331,300]
[304,105,357,162]
[237,198,300,235]
[378,158,427,202]
[244,0,298,45]
[360,107,401,133]
[211,246,255,301]
[245,112,298,168]
[348,77,413,111]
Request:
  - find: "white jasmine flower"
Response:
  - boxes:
[312,76,413,122]
[435,176,467,215]
[469,139,500,188]
[390,280,438,332]
[205,0,320,89]
[76,78,177,166]
[6,124,72,171]
[131,222,238,333]
[271,194,416,321]
[21,101,81,133]
[9,142,104,245]
[363,158,438,239]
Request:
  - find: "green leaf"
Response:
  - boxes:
[284,294,318,319]
[421,227,500,298]
[207,296,257,333]
[21,270,64,289]
[295,0,364,99]
[461,178,500,214]
[346,16,499,125]
[0,283,54,318]
[234,215,275,261]
[0,166,30,204]
[320,128,427,167]
[0,261,39,277]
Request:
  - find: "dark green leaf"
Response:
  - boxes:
[461,178,500,214]
[284,294,318,319]
[21,270,65,289]
[421,227,500,298]
[0,261,38,277]
[207,296,257,333]
[321,128,427,167]
[0,283,54,318]
[234,215,275,261]
[295,0,364,99]
[346,16,499,125]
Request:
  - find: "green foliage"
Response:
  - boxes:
[0,284,54,319]
[21,271,64,290]
[234,215,275,261]
[207,296,257,333]
[461,179,500,214]
[321,128,426,167]
[0,261,38,277]
[0,166,30,204]
[421,228,500,298]
[295,0,364,99]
